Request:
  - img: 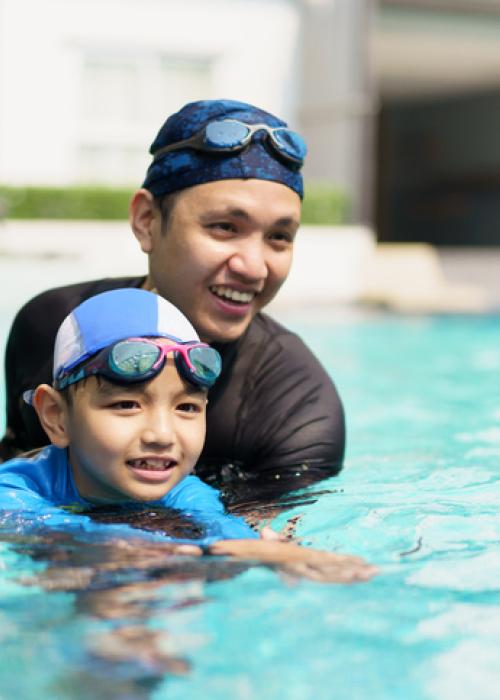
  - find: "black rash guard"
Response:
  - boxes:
[1,277,345,503]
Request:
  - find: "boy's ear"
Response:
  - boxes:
[129,188,159,253]
[32,385,70,448]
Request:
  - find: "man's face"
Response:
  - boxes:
[63,355,207,504]
[139,179,301,343]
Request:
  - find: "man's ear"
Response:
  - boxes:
[129,188,160,254]
[32,385,70,448]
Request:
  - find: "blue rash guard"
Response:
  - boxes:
[0,445,257,546]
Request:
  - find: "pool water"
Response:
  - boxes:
[1,311,500,700]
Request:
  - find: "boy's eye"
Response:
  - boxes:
[110,400,139,410]
[177,402,203,414]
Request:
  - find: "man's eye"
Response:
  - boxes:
[269,231,293,244]
[208,222,236,233]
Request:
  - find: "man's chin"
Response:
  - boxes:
[198,316,254,345]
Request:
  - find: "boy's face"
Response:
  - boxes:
[61,356,207,504]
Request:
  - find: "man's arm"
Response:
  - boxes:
[199,315,346,503]
[1,277,144,461]
[207,539,377,583]
[1,289,63,459]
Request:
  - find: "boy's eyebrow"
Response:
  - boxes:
[96,381,141,397]
[96,379,207,398]
[183,383,208,397]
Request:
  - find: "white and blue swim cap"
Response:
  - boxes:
[53,288,199,382]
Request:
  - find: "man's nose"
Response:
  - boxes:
[227,238,267,282]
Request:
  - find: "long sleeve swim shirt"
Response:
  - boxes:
[0,445,257,545]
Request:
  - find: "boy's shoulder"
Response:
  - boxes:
[0,445,74,503]
[160,474,223,513]
[160,475,258,541]
[0,444,62,472]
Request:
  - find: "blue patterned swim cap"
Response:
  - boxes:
[142,99,305,199]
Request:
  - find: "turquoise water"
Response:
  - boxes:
[1,312,500,699]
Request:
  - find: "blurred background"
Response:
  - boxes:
[1,0,500,312]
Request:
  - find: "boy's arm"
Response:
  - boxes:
[206,539,378,583]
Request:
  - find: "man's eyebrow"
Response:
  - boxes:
[202,208,299,228]
[273,216,300,229]
[202,207,251,221]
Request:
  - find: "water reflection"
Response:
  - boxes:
[0,487,331,695]
[1,517,248,696]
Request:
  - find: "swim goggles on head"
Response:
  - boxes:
[152,119,307,167]
[53,338,222,391]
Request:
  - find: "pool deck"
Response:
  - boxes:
[438,247,500,311]
[0,219,499,323]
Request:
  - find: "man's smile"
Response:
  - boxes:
[209,284,257,305]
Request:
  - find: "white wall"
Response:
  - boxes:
[0,0,300,186]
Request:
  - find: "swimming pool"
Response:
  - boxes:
[1,310,500,699]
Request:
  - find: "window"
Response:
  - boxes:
[76,50,211,184]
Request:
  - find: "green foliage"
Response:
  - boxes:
[0,183,349,224]
[0,186,133,220]
[302,182,349,225]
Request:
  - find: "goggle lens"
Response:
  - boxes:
[205,120,250,149]
[110,341,160,376]
[110,340,221,387]
[187,345,222,384]
[272,128,307,163]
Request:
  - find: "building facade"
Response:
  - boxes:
[2,0,500,244]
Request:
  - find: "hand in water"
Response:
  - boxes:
[207,539,378,584]
[260,514,303,542]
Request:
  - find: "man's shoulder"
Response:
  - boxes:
[244,313,322,367]
[15,276,145,321]
[249,312,294,337]
[9,276,146,347]
[244,312,301,348]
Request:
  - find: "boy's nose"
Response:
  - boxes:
[140,410,175,447]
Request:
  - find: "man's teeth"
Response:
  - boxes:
[210,285,254,304]
[128,459,174,471]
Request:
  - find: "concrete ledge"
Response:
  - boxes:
[360,243,490,313]
[0,220,493,317]
[268,225,375,310]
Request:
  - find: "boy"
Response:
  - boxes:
[0,288,376,582]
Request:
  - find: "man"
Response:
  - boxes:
[1,99,345,504]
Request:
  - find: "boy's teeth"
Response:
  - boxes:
[210,285,254,303]
[129,458,173,471]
